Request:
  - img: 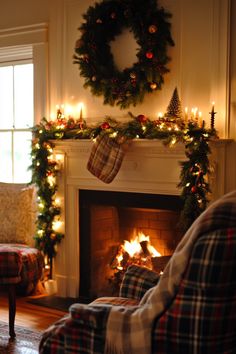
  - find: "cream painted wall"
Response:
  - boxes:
[0,0,231,138]
[0,0,49,29]
[48,0,230,138]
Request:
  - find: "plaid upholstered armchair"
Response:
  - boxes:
[39,190,236,354]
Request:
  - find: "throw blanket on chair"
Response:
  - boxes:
[105,190,236,354]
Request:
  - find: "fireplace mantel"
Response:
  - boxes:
[52,138,231,297]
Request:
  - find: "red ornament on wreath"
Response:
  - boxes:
[191,186,197,193]
[148,25,157,34]
[137,114,148,123]
[100,122,110,130]
[146,51,153,59]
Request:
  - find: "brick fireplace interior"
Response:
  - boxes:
[79,189,184,301]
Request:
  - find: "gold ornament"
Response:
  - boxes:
[150,82,157,90]
[148,25,157,34]
[91,76,97,82]
[96,18,102,24]
[130,72,136,79]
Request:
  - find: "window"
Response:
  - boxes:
[0,60,33,183]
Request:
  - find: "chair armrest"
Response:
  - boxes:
[69,303,111,330]
[119,265,160,301]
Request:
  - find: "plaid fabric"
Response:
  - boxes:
[119,265,160,301]
[0,244,22,283]
[87,134,125,184]
[39,299,138,353]
[104,190,236,354]
[39,191,236,354]
[152,230,236,354]
[0,243,43,285]
[91,297,139,306]
[39,304,111,354]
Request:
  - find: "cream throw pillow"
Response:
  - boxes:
[0,183,37,245]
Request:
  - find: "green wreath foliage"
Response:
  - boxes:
[74,0,174,109]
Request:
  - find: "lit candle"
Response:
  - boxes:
[198,111,202,126]
[211,101,215,113]
[77,102,84,120]
[209,102,216,129]
[184,107,188,122]
[77,102,84,129]
[80,107,83,120]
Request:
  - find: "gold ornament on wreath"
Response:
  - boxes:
[73,0,174,109]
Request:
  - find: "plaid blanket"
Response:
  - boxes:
[87,134,126,184]
[104,190,236,354]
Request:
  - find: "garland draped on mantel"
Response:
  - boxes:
[30,113,217,277]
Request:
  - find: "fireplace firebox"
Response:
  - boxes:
[79,189,183,301]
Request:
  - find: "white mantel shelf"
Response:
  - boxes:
[52,138,233,297]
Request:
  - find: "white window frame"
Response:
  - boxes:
[0,23,49,124]
[0,23,48,182]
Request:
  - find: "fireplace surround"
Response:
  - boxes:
[53,139,229,297]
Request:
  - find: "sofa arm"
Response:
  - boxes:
[119,265,160,301]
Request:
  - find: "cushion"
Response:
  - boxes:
[0,183,37,245]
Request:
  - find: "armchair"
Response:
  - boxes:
[39,190,236,354]
[0,183,44,337]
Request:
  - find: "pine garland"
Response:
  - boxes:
[30,113,217,276]
[73,0,174,109]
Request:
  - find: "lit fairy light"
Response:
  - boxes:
[52,220,63,231]
[54,197,61,206]
[47,175,56,186]
[39,202,44,210]
[37,230,44,237]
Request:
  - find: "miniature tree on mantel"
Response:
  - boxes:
[165,87,183,121]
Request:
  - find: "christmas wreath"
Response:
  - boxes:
[74,0,174,109]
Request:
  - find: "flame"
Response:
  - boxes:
[115,232,161,270]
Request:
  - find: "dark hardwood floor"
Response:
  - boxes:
[0,292,67,332]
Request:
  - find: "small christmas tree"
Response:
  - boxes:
[165,87,183,121]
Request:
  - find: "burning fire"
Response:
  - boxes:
[114,232,161,271]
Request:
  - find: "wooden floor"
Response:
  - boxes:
[0,292,67,332]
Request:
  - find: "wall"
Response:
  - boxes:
[0,0,232,138]
[0,0,49,29]
[48,0,230,138]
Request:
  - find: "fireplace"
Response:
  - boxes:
[52,139,224,298]
[79,190,183,300]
